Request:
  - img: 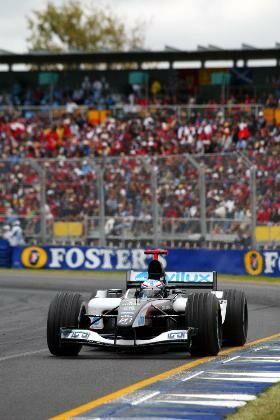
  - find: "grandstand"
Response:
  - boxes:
[0,48,279,249]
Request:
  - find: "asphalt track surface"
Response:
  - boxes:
[0,271,279,420]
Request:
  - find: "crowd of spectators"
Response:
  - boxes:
[1,74,280,109]
[1,104,279,159]
[0,77,117,109]
[0,102,279,246]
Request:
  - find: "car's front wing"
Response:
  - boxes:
[60,328,196,349]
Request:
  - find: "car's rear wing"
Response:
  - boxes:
[126,271,217,290]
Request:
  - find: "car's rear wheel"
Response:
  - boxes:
[47,292,84,356]
[222,289,248,346]
[185,292,222,356]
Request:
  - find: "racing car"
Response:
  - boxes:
[47,249,248,357]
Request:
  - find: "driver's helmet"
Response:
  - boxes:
[148,259,164,280]
[139,279,164,298]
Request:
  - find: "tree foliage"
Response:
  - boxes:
[26,0,145,52]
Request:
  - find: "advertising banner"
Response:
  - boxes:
[0,239,12,268]
[12,246,280,277]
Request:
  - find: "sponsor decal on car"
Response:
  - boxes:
[166,272,212,283]
[118,315,133,325]
[134,272,213,283]
[135,272,148,281]
[70,331,90,339]
[61,330,90,339]
[167,331,188,340]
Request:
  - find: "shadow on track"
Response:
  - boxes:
[43,346,210,361]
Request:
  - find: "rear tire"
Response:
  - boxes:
[186,292,222,356]
[222,289,248,346]
[47,292,84,356]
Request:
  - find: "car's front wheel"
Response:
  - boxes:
[185,292,222,356]
[47,292,84,356]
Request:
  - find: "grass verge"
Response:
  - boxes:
[227,383,280,420]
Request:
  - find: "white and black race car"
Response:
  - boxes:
[47,250,248,357]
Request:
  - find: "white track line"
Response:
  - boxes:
[0,348,48,362]
[182,370,204,382]
[203,376,279,383]
[156,399,246,408]
[222,356,240,364]
[254,347,280,352]
[168,393,256,401]
[210,371,280,378]
[131,391,160,406]
[237,358,280,363]
[241,356,280,359]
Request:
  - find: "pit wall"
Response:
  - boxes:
[9,246,280,277]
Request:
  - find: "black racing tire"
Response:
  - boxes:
[222,289,248,346]
[186,292,222,356]
[47,292,84,356]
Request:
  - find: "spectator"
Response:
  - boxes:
[9,220,26,246]
[2,225,12,244]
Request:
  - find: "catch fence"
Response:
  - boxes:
[1,152,278,249]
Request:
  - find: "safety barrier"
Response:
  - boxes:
[0,240,12,268]
[12,246,280,277]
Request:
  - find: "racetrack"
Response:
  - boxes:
[0,271,279,420]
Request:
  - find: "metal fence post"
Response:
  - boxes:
[238,153,257,249]
[250,165,257,249]
[29,160,46,244]
[184,154,207,242]
[40,164,47,244]
[199,165,207,241]
[151,164,159,247]
[98,166,106,247]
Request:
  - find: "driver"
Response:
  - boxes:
[139,258,165,298]
[148,258,164,280]
[139,279,164,298]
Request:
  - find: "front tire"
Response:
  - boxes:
[47,292,84,356]
[222,289,248,346]
[186,292,222,356]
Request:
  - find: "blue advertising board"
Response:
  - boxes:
[12,246,280,277]
[0,239,12,268]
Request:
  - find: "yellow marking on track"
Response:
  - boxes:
[51,332,280,420]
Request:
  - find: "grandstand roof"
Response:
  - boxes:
[1,47,280,68]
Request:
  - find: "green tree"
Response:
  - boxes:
[26,0,145,52]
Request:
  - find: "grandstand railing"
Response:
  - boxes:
[0,103,263,121]
[111,103,263,121]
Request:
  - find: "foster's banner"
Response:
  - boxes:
[12,246,280,276]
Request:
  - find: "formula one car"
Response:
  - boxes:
[47,250,248,357]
